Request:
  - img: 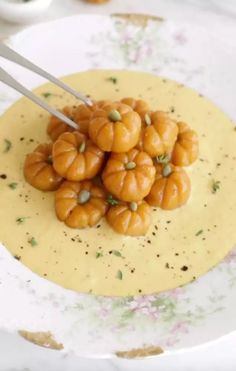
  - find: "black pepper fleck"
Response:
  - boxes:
[14,255,21,261]
[0,174,7,179]
[181,265,188,271]
[165,263,170,269]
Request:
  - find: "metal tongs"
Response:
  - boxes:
[0,42,92,129]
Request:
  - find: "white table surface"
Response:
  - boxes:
[1,0,236,370]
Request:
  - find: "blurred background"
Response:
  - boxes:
[1,0,236,39]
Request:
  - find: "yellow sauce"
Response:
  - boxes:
[0,70,236,296]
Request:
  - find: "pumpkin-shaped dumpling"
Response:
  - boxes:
[24,143,62,191]
[73,100,112,135]
[171,122,199,166]
[89,102,141,152]
[107,201,151,236]
[137,111,178,158]
[52,131,104,181]
[47,106,77,142]
[146,163,191,210]
[102,148,156,202]
[55,180,108,228]
[121,97,150,115]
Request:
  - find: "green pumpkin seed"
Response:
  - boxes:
[129,202,138,212]
[79,141,86,153]
[78,190,91,204]
[125,161,136,170]
[47,155,53,164]
[108,109,121,122]
[144,113,151,126]
[162,164,172,177]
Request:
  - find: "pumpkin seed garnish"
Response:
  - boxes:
[108,109,121,122]
[162,164,172,177]
[211,180,221,194]
[107,194,119,206]
[144,113,151,126]
[47,155,53,164]
[156,154,170,164]
[125,161,136,170]
[79,141,86,153]
[116,270,123,280]
[3,139,12,153]
[78,190,91,204]
[130,202,138,212]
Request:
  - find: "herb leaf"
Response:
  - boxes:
[96,251,103,259]
[112,250,122,257]
[16,217,29,224]
[3,139,12,153]
[195,229,203,236]
[212,180,221,194]
[8,182,18,190]
[107,195,119,206]
[28,237,37,246]
[107,77,117,84]
[42,92,52,98]
[156,154,170,164]
[116,270,123,280]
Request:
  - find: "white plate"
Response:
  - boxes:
[0,13,236,359]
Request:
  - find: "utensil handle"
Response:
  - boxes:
[0,66,78,130]
[0,42,92,106]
